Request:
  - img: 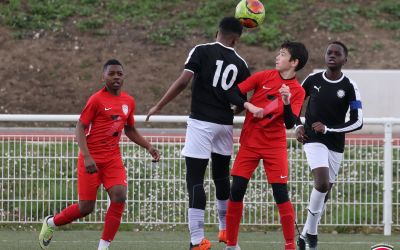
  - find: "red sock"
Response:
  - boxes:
[101,202,125,242]
[53,203,83,226]
[277,201,295,244]
[226,200,243,246]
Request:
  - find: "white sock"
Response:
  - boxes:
[47,216,56,227]
[217,199,228,230]
[188,208,205,245]
[302,188,327,236]
[98,239,110,249]
[315,202,327,234]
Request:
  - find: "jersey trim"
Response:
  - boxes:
[301,72,319,86]
[184,42,248,68]
[326,78,363,133]
[184,68,195,74]
[322,71,345,83]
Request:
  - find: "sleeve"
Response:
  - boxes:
[126,98,136,127]
[301,74,313,98]
[326,81,363,133]
[79,95,98,126]
[237,71,265,94]
[283,87,305,129]
[226,85,246,108]
[184,46,201,73]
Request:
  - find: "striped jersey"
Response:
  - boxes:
[302,71,363,152]
[184,42,250,125]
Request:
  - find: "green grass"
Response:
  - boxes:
[0,230,399,250]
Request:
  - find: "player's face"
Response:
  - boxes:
[103,65,124,93]
[325,44,347,69]
[275,48,296,71]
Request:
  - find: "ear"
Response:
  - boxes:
[291,58,299,70]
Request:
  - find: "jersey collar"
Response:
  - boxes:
[322,70,345,83]
[216,42,235,51]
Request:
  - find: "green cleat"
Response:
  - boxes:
[38,215,55,250]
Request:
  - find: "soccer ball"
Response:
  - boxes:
[235,0,265,28]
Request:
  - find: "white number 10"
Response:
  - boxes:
[212,60,238,90]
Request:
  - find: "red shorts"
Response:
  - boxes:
[231,145,288,183]
[77,155,127,200]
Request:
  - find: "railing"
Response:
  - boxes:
[0,115,399,236]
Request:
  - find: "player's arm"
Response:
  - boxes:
[124,125,160,162]
[294,75,313,142]
[226,72,264,118]
[314,83,363,134]
[146,70,193,121]
[279,84,300,129]
[75,121,97,174]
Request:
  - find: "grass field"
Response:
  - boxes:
[0,230,399,250]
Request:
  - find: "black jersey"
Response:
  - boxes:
[301,71,363,153]
[184,42,250,125]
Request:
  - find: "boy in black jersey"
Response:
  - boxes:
[296,41,363,250]
[146,17,250,250]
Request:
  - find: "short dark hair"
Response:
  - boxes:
[330,41,348,57]
[219,16,243,36]
[280,41,308,71]
[103,59,123,71]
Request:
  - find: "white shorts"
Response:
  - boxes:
[181,118,233,159]
[303,143,343,183]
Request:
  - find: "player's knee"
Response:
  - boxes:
[271,183,289,204]
[229,176,249,202]
[78,201,95,216]
[110,191,127,203]
[189,183,206,209]
[315,180,330,193]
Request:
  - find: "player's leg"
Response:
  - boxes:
[226,146,258,248]
[186,156,210,249]
[211,153,231,243]
[210,123,234,244]
[39,156,100,250]
[181,118,214,249]
[99,158,128,250]
[263,148,295,250]
[299,143,330,250]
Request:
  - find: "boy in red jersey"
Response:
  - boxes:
[224,41,309,250]
[38,59,160,250]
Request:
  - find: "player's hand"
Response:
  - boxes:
[147,146,160,162]
[312,122,327,134]
[146,105,161,122]
[279,84,291,105]
[84,155,98,174]
[244,102,264,118]
[295,125,308,143]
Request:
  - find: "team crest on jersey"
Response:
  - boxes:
[337,89,345,98]
[122,104,129,115]
[371,243,393,250]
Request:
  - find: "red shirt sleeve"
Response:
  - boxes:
[238,71,267,94]
[79,95,98,126]
[126,97,136,127]
[291,87,305,116]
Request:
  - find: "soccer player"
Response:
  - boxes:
[38,59,160,250]
[146,17,250,250]
[296,41,363,250]
[224,41,309,250]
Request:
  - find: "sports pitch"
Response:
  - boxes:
[1,230,398,250]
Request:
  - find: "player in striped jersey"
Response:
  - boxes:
[296,41,363,250]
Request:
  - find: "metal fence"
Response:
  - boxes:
[0,115,399,235]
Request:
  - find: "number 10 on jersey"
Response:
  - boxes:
[212,60,238,90]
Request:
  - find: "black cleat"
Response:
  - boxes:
[306,233,318,250]
[297,235,306,250]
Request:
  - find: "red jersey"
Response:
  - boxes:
[79,87,135,161]
[238,69,305,149]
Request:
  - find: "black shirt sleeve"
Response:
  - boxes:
[283,104,298,129]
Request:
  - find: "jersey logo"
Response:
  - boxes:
[105,107,112,111]
[337,89,345,98]
[122,104,129,115]
[313,85,321,92]
[262,85,272,90]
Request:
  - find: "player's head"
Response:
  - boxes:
[276,41,308,72]
[102,59,124,93]
[325,41,348,70]
[216,16,243,48]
